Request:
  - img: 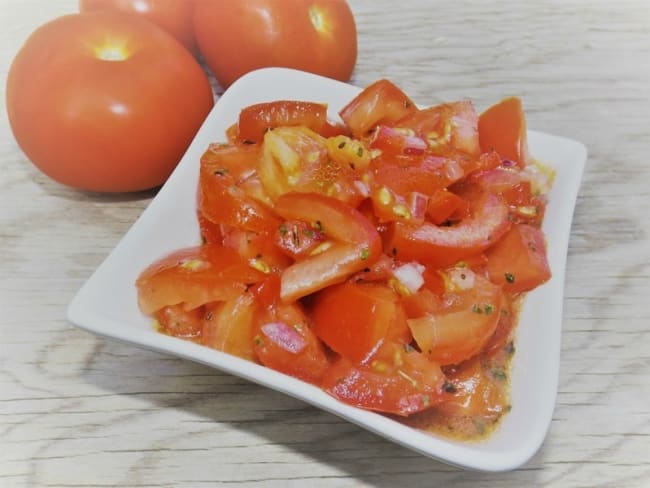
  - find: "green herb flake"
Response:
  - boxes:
[357,147,364,157]
[491,368,507,381]
[505,272,515,283]
[338,141,346,149]
[422,394,430,407]
[360,247,370,260]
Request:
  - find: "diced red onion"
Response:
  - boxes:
[260,322,307,354]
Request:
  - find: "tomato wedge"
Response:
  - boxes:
[321,343,445,416]
[485,224,551,292]
[478,97,529,166]
[437,356,510,425]
[199,147,280,234]
[407,271,503,365]
[396,100,481,157]
[253,286,330,384]
[387,193,511,268]
[274,192,382,302]
[202,293,258,361]
[310,282,405,364]
[237,100,328,144]
[136,243,266,314]
[339,79,417,138]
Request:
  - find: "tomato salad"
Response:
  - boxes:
[136,80,554,440]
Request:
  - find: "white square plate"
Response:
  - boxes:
[67,67,586,472]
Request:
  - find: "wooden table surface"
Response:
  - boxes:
[2,1,649,486]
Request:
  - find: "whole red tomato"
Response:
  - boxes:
[193,0,357,88]
[6,12,214,192]
[79,0,198,55]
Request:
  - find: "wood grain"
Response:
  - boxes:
[1,0,649,486]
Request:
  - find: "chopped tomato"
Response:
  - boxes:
[202,293,258,361]
[275,219,326,259]
[274,192,382,302]
[199,147,280,234]
[237,100,327,144]
[407,271,503,365]
[396,100,481,157]
[154,304,205,340]
[339,79,417,138]
[387,193,511,268]
[321,342,445,416]
[200,142,262,181]
[438,356,509,422]
[368,125,427,157]
[197,211,222,244]
[478,97,528,167]
[483,292,518,357]
[136,243,266,315]
[254,302,330,384]
[485,224,551,293]
[426,189,470,225]
[260,126,362,204]
[221,225,292,273]
[310,282,403,364]
[370,154,465,199]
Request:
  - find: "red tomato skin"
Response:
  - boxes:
[387,193,512,268]
[478,97,529,167]
[254,300,330,384]
[407,275,503,365]
[339,79,417,138]
[274,192,382,302]
[485,224,552,292]
[136,243,265,314]
[321,344,445,416]
[237,101,328,144]
[310,282,398,364]
[202,294,258,362]
[79,0,199,55]
[193,0,357,88]
[6,12,213,192]
[155,304,205,339]
[198,148,281,234]
[396,100,481,157]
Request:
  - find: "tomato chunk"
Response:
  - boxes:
[426,189,470,225]
[478,97,528,166]
[311,282,403,364]
[437,356,510,426]
[198,147,280,234]
[237,100,327,144]
[274,192,382,302]
[339,79,417,138]
[388,193,511,268]
[396,100,481,157]
[321,343,445,416]
[202,293,258,361]
[155,304,205,339]
[136,243,265,314]
[485,224,551,292]
[407,271,503,365]
[254,302,330,384]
